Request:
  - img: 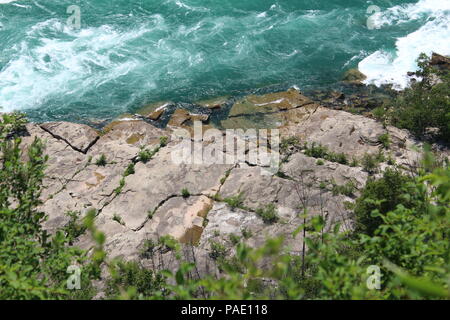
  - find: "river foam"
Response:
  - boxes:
[359,0,450,89]
[0,0,448,121]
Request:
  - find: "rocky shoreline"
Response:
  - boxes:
[9,54,449,295]
[18,90,444,256]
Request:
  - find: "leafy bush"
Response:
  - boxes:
[139,239,156,259]
[326,152,349,165]
[280,136,301,153]
[123,163,135,177]
[350,157,359,167]
[361,153,380,174]
[304,142,328,159]
[138,137,168,164]
[106,260,166,299]
[209,241,227,261]
[95,154,107,166]
[158,235,180,253]
[138,147,157,164]
[229,234,241,245]
[389,53,450,143]
[354,168,416,235]
[223,192,245,210]
[181,188,191,198]
[378,133,391,149]
[331,181,357,197]
[112,213,124,225]
[256,203,280,224]
[241,228,253,239]
[63,211,87,244]
[0,113,98,299]
[304,142,348,165]
[114,178,126,195]
[159,136,169,147]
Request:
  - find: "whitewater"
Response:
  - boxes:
[0,0,449,122]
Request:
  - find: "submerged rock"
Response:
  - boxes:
[196,96,230,109]
[168,109,210,127]
[342,69,367,85]
[221,89,314,129]
[137,101,172,121]
[228,88,312,117]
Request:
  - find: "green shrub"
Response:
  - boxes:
[159,136,169,147]
[389,53,450,143]
[229,234,241,245]
[158,235,180,253]
[327,152,348,165]
[0,113,98,300]
[331,181,357,197]
[114,178,126,195]
[350,157,359,167]
[241,228,253,239]
[181,188,190,198]
[372,106,387,121]
[123,163,135,177]
[361,153,379,174]
[106,261,166,299]
[304,142,348,165]
[147,209,155,220]
[63,211,87,244]
[275,170,290,179]
[139,239,156,259]
[304,142,328,159]
[138,147,156,164]
[95,154,107,166]
[220,168,232,184]
[224,192,245,210]
[112,214,124,225]
[256,203,279,224]
[354,168,416,235]
[138,143,164,164]
[209,240,227,261]
[378,133,391,149]
[280,136,301,153]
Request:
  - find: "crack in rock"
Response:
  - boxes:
[39,124,99,154]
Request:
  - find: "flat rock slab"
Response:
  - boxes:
[14,95,441,265]
[40,121,99,153]
[90,120,169,163]
[228,88,313,117]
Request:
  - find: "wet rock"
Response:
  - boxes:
[196,96,230,109]
[168,109,210,127]
[228,88,312,117]
[342,69,367,85]
[430,53,450,71]
[137,101,172,121]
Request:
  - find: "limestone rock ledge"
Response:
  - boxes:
[18,90,445,267]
